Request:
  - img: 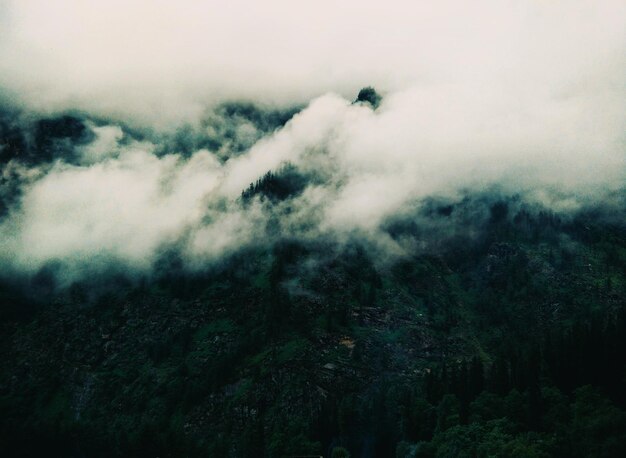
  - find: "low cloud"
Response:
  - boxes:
[1,82,623,283]
[0,1,624,285]
[0,1,623,125]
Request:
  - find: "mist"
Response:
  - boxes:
[1,0,624,124]
[0,0,624,285]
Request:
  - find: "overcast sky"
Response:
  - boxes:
[0,0,623,123]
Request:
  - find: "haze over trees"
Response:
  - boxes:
[0,1,624,456]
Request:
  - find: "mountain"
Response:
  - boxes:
[1,188,625,457]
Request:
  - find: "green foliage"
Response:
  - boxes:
[436,395,461,432]
[355,86,382,108]
[569,386,626,457]
[193,318,236,340]
[1,199,625,456]
[332,445,351,457]
[241,164,308,202]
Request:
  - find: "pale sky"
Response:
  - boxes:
[0,0,623,124]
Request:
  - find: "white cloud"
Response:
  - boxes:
[78,124,124,164]
[1,144,224,272]
[0,0,624,279]
[0,1,623,125]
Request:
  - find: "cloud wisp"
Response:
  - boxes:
[0,1,623,284]
[0,83,623,282]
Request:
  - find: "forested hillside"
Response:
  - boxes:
[1,186,624,456]
[1,3,625,451]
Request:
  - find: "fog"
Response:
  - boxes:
[1,1,623,124]
[0,0,624,283]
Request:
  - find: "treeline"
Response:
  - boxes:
[1,197,624,457]
[241,165,307,202]
[316,307,626,457]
